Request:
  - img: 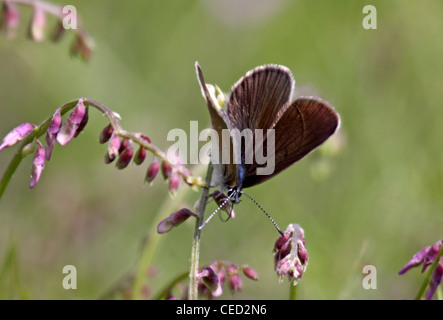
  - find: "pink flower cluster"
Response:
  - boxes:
[0,99,89,188]
[399,240,442,300]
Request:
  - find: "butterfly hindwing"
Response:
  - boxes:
[242,96,340,188]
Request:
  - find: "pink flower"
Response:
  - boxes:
[273,224,309,286]
[116,141,133,169]
[28,5,47,42]
[73,106,89,138]
[45,108,62,160]
[57,99,87,146]
[200,267,222,297]
[422,241,442,273]
[168,170,180,195]
[145,157,160,184]
[99,123,114,144]
[29,140,45,189]
[157,208,197,234]
[243,267,258,280]
[425,258,443,300]
[0,123,35,151]
[161,161,172,180]
[133,146,147,165]
[106,133,121,162]
[398,240,442,275]
[1,2,20,39]
[228,274,243,293]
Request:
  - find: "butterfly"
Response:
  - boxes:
[195,62,340,203]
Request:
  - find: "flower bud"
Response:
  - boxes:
[242,267,258,281]
[200,267,222,297]
[45,108,62,160]
[99,123,114,144]
[157,208,197,234]
[422,240,442,273]
[57,99,87,146]
[297,241,309,265]
[228,274,243,293]
[426,257,443,300]
[28,5,46,42]
[133,146,146,165]
[273,224,309,286]
[52,21,65,42]
[161,161,172,180]
[74,106,89,138]
[145,157,160,184]
[71,32,94,61]
[227,264,238,276]
[0,122,35,151]
[116,142,133,170]
[135,133,151,144]
[107,133,121,160]
[169,170,180,195]
[104,152,115,164]
[29,140,45,188]
[1,2,20,39]
[118,139,131,154]
[398,246,431,275]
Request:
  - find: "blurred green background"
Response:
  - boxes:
[0,0,442,299]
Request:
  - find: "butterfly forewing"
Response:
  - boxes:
[195,62,239,188]
[242,96,340,188]
[227,65,295,133]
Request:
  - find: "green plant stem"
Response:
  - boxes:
[153,271,189,300]
[414,247,443,300]
[188,163,213,300]
[289,283,297,300]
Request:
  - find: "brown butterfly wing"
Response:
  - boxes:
[242,97,340,188]
[195,62,238,188]
[227,65,295,133]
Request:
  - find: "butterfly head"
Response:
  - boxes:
[227,186,242,204]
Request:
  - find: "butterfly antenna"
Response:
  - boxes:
[199,190,235,230]
[241,191,284,236]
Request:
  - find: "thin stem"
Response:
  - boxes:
[153,271,189,300]
[188,163,213,300]
[414,247,443,300]
[289,283,297,300]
